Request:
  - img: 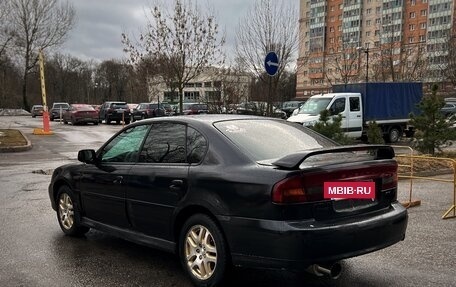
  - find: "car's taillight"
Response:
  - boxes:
[272,163,398,204]
[272,174,325,204]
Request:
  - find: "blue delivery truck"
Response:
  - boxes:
[287,82,423,143]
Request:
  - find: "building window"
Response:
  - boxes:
[184,91,200,101]
[366,8,372,14]
[194,82,202,88]
[330,27,335,32]
[420,9,426,16]
[420,22,426,29]
[366,20,372,26]
[366,31,371,37]
[411,0,416,6]
[376,7,381,14]
[409,37,414,43]
[419,35,426,42]
[185,83,195,87]
[410,12,416,18]
[409,24,415,31]
[204,82,212,87]
[376,18,381,24]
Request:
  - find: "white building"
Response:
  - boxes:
[148,67,252,105]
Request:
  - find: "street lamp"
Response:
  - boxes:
[357,45,370,83]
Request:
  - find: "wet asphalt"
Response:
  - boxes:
[0,116,454,287]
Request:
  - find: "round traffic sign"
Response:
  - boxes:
[264,51,279,76]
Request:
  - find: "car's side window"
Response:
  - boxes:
[139,123,187,163]
[187,127,207,163]
[100,125,149,163]
[349,97,360,112]
[330,98,346,115]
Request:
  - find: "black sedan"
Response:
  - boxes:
[48,115,407,287]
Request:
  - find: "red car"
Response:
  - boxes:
[63,104,99,125]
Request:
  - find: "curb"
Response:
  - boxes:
[0,130,33,153]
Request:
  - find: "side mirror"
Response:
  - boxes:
[78,149,97,164]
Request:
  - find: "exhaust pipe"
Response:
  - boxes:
[306,262,342,279]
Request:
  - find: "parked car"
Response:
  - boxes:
[236,101,286,119]
[98,101,130,125]
[49,102,70,121]
[48,115,407,287]
[440,103,456,117]
[62,104,99,125]
[182,102,209,115]
[130,103,165,122]
[31,105,44,118]
[281,100,306,117]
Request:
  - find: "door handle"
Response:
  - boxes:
[356,115,361,118]
[113,176,123,184]
[169,179,184,192]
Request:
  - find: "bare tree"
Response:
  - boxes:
[235,0,298,114]
[0,2,15,65]
[324,42,361,86]
[122,0,225,113]
[8,0,75,110]
[443,35,456,87]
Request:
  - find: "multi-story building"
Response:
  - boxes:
[297,0,456,99]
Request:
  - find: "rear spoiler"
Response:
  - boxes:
[272,145,395,170]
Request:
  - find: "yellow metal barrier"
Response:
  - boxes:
[393,149,456,220]
[391,146,421,208]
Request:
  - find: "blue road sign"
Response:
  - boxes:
[264,51,279,76]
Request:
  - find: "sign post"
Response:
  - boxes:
[33,50,53,135]
[264,51,279,116]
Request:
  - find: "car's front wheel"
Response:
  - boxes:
[56,186,89,236]
[179,214,229,287]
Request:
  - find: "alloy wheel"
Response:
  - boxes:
[58,193,74,230]
[184,225,217,280]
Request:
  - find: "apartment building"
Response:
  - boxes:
[297,0,456,99]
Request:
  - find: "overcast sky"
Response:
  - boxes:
[60,0,254,63]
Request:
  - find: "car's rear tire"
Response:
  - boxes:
[93,121,98,125]
[56,186,90,237]
[105,115,110,125]
[387,126,402,143]
[179,214,229,287]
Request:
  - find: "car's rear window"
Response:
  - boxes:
[214,119,336,161]
[111,103,128,109]
[54,103,69,109]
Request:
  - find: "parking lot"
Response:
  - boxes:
[0,115,455,287]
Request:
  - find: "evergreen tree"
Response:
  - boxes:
[312,109,353,145]
[367,121,385,144]
[409,84,455,155]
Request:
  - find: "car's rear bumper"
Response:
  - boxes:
[107,112,130,120]
[220,202,407,270]
[74,117,98,123]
